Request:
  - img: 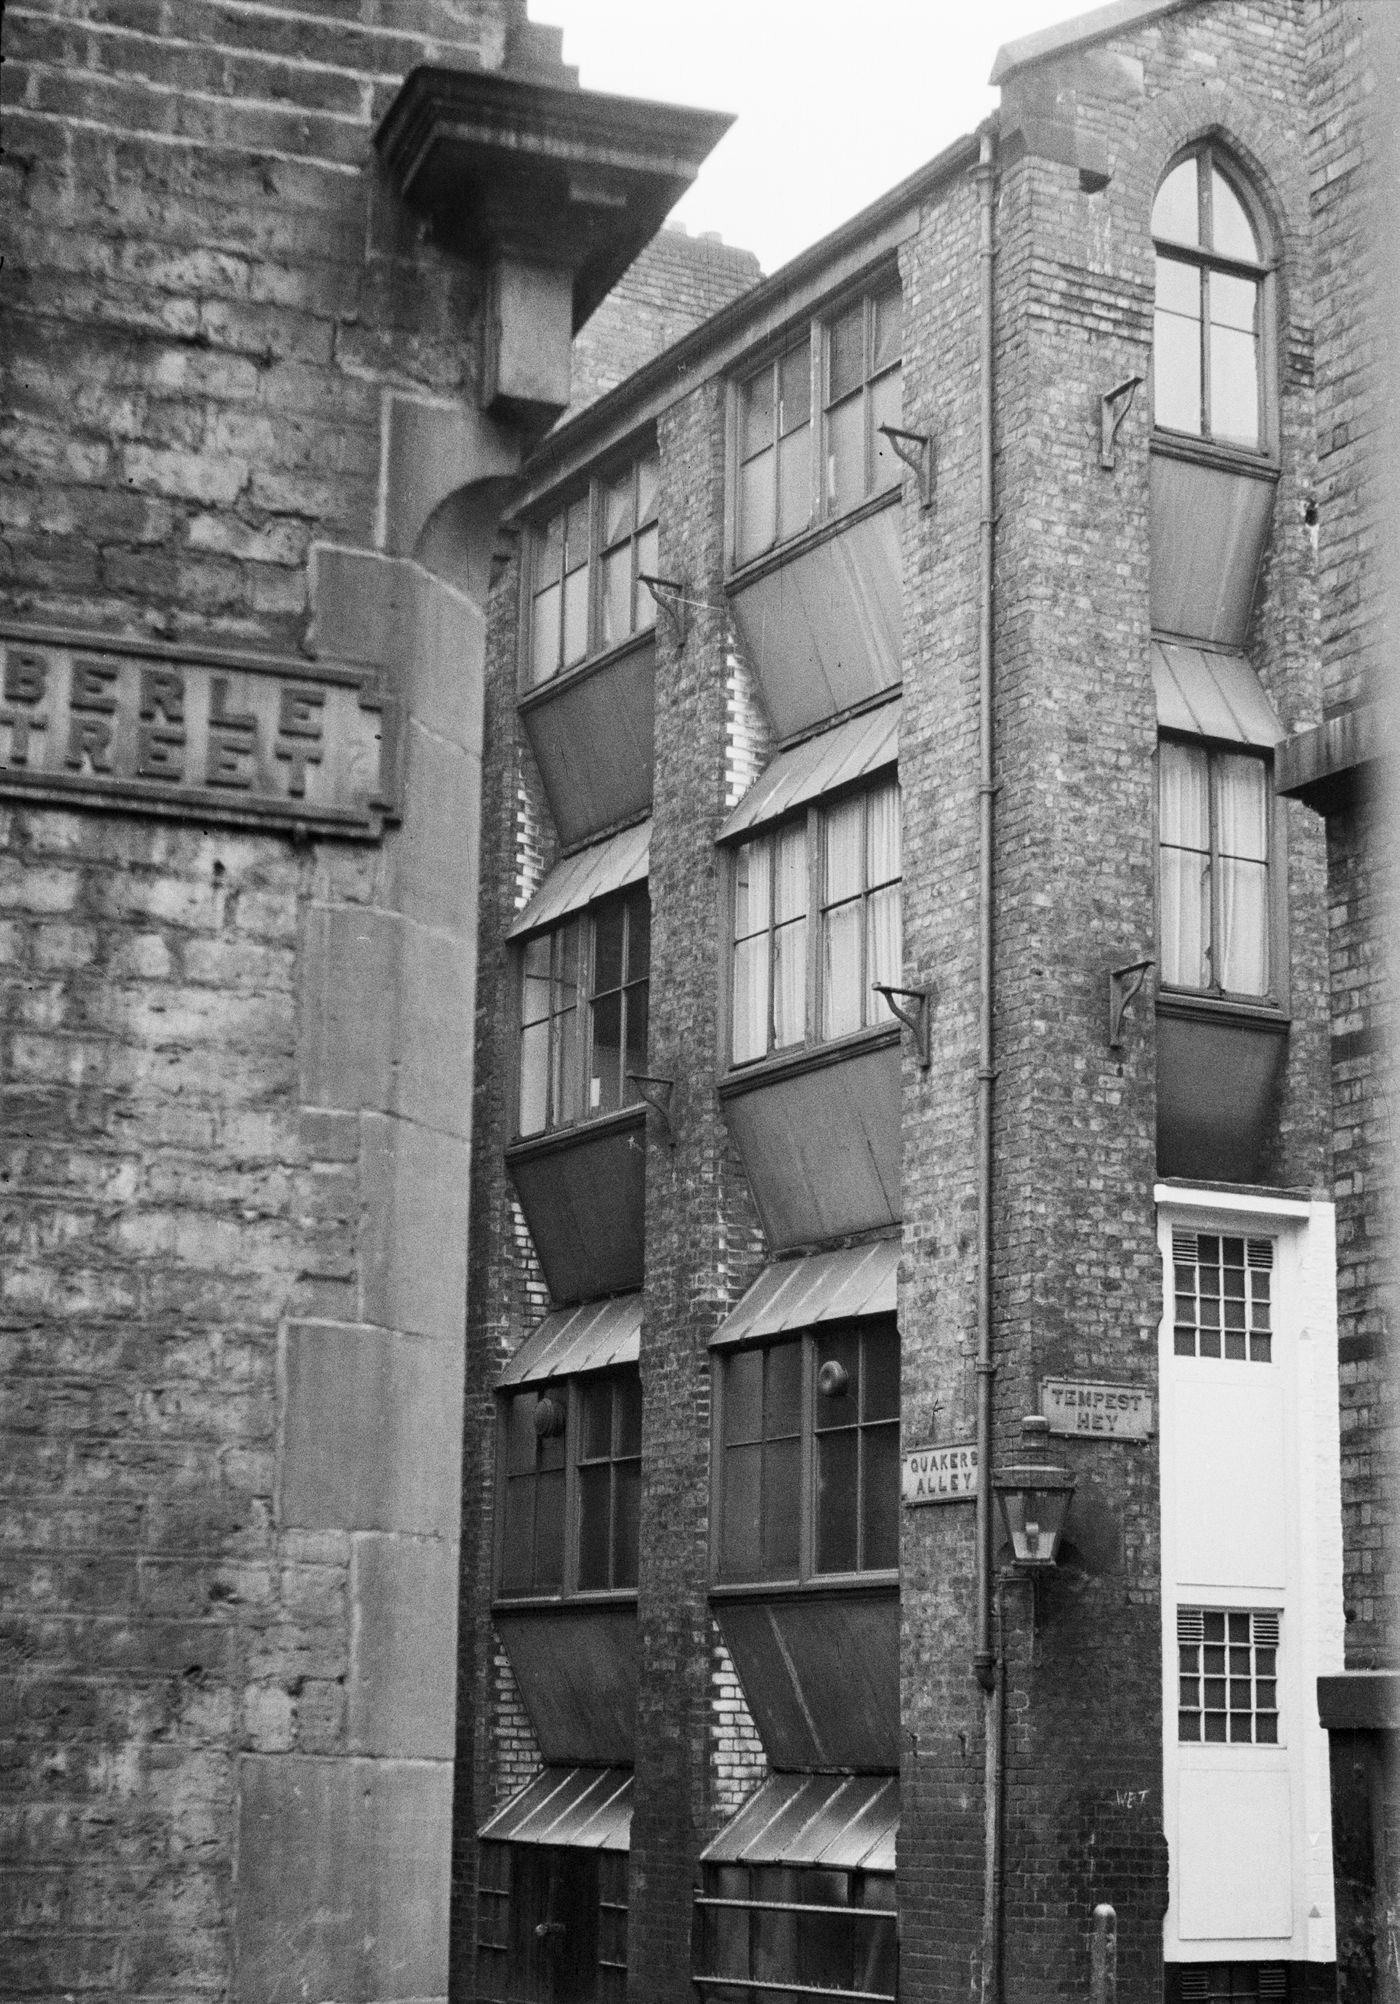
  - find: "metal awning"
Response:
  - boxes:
[701,1772,897,1873]
[1152,641,1284,748]
[718,700,900,843]
[479,1766,632,1850]
[507,819,650,939]
[498,1293,642,1387]
[711,1241,900,1349]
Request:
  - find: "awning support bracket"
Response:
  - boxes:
[1107,958,1155,1048]
[872,983,932,1069]
[1099,375,1143,470]
[639,574,688,648]
[627,1071,676,1146]
[877,425,935,509]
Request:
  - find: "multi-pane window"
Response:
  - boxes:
[695,1865,896,2004]
[715,1321,899,1585]
[1152,145,1268,450]
[731,779,901,1065]
[1159,740,1270,998]
[498,1369,642,1599]
[1177,1608,1280,1744]
[478,1843,628,2004]
[528,450,659,687]
[734,282,902,564]
[518,887,650,1138]
[1171,1230,1273,1362]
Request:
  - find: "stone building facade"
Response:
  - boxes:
[0,5,744,2000]
[460,4,1391,2003]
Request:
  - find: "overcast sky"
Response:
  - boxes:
[536,0,1090,273]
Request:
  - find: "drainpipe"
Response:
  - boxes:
[970,124,1002,2004]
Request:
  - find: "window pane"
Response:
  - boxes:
[616,1372,642,1456]
[538,511,565,583]
[602,470,634,545]
[734,838,770,941]
[1217,857,1268,994]
[1161,741,1210,847]
[1211,167,1260,261]
[870,367,902,490]
[763,1434,801,1575]
[824,796,864,904]
[1160,851,1210,988]
[828,301,865,401]
[556,1002,579,1124]
[862,1424,899,1569]
[636,452,659,526]
[774,822,808,922]
[863,1330,899,1420]
[530,581,561,686]
[815,1427,859,1573]
[534,1467,565,1587]
[577,1463,611,1589]
[522,934,553,1022]
[724,1349,763,1444]
[741,367,775,460]
[635,524,658,628]
[766,1341,802,1436]
[814,1330,859,1430]
[777,424,812,542]
[594,901,626,992]
[867,883,902,1003]
[1210,321,1260,447]
[732,934,769,1063]
[518,1018,549,1136]
[562,563,589,667]
[779,345,811,434]
[580,1379,613,1460]
[600,545,632,650]
[625,890,650,978]
[1216,753,1268,862]
[613,1459,640,1588]
[822,900,863,1039]
[772,917,807,1047]
[1153,157,1200,245]
[505,1392,538,1474]
[826,392,865,514]
[872,286,902,372]
[868,780,901,882]
[799,1904,853,1988]
[590,991,622,1113]
[720,1441,761,1576]
[1154,305,1203,435]
[624,979,648,1093]
[500,1475,534,1591]
[739,449,776,562]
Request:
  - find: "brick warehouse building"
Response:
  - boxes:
[459,4,1395,2004]
[0,11,1395,2004]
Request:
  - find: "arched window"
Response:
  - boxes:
[1152,144,1270,451]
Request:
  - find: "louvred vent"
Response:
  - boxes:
[1259,1970,1288,1999]
[1247,1238,1273,1268]
[1253,1611,1280,1647]
[1173,1228,1197,1260]
[1177,1609,1204,1645]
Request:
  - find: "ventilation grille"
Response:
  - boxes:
[1171,1228,1273,1268]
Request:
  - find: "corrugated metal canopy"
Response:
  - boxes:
[1152,641,1284,748]
[498,1293,642,1386]
[479,1766,632,1850]
[711,1240,900,1349]
[701,1772,897,1873]
[718,700,900,843]
[507,819,650,939]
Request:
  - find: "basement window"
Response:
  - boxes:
[526,447,659,689]
[694,1863,897,2004]
[714,1320,899,1586]
[498,1368,642,1600]
[730,777,901,1065]
[734,279,902,566]
[1171,1230,1273,1362]
[1177,1608,1280,1744]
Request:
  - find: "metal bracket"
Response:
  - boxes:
[1098,376,1143,470]
[638,574,687,648]
[627,1072,676,1147]
[877,425,935,509]
[1107,958,1154,1048]
[872,984,932,1069]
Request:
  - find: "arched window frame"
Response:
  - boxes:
[1151,141,1277,460]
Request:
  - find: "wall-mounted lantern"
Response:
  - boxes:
[993,1414,1076,1569]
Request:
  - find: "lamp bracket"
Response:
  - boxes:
[877,425,935,509]
[872,983,932,1069]
[627,1071,676,1147]
[1107,957,1155,1048]
[1099,375,1143,470]
[638,575,688,648]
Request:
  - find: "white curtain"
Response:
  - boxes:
[1214,753,1268,994]
[1159,741,1210,988]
